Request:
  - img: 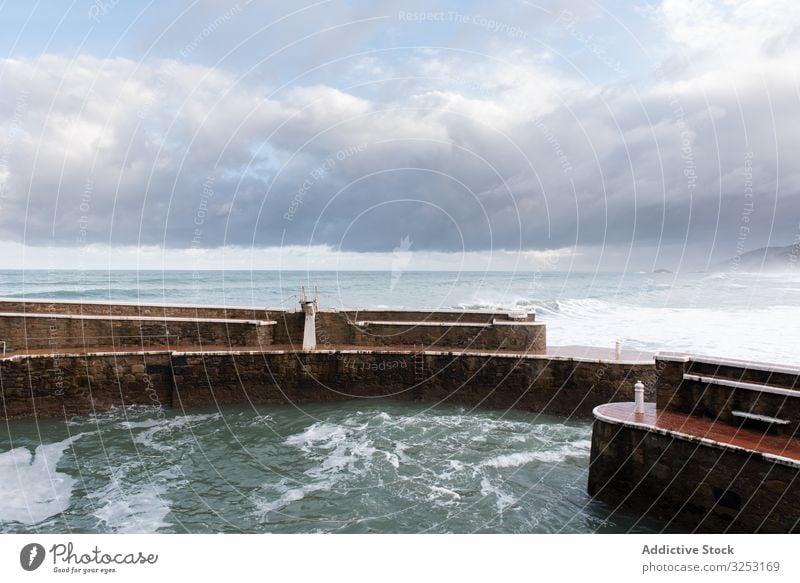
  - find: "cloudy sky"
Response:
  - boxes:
[0,0,798,271]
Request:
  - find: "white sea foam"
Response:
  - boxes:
[482,441,591,468]
[254,477,336,519]
[0,434,84,525]
[453,274,800,366]
[393,442,410,464]
[484,451,556,468]
[383,451,400,469]
[572,439,592,450]
[255,486,309,516]
[428,485,461,504]
[543,300,800,365]
[315,440,377,476]
[480,477,515,512]
[120,419,162,430]
[284,422,349,449]
[133,412,221,452]
[92,480,171,534]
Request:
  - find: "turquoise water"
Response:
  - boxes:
[1,268,798,533]
[0,401,659,534]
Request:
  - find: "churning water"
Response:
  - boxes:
[0,401,661,533]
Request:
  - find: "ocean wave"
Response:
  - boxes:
[544,300,800,365]
[455,298,562,314]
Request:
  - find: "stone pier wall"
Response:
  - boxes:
[588,419,800,533]
[0,314,274,351]
[0,301,543,354]
[350,322,545,353]
[1,350,654,420]
[0,352,175,419]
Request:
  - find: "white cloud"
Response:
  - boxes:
[655,0,800,70]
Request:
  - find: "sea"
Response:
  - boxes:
[1,269,798,534]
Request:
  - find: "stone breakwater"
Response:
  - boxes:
[0,299,655,421]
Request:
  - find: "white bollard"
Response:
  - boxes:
[634,380,645,414]
[300,286,318,350]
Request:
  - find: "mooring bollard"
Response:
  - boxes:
[300,286,319,350]
[634,379,645,414]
